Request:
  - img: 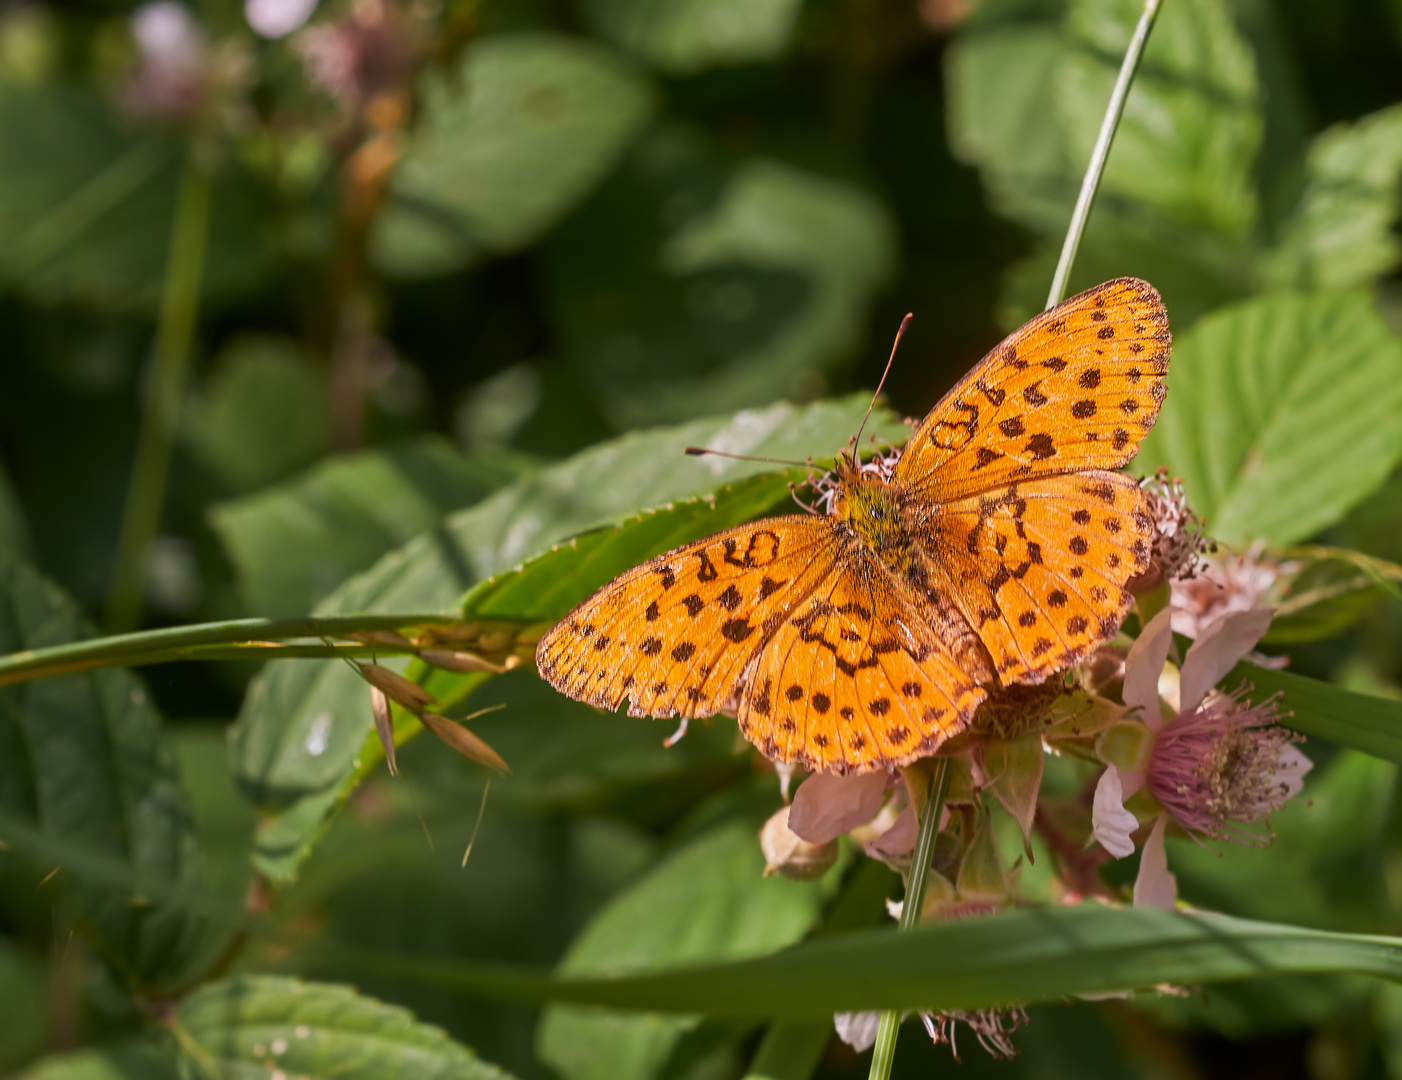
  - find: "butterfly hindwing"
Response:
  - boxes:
[536,517,839,721]
[917,471,1153,684]
[895,278,1169,502]
[738,549,986,773]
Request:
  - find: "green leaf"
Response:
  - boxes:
[423,668,743,814]
[946,0,1262,328]
[1234,660,1402,766]
[1264,103,1402,289]
[0,939,46,1073]
[0,549,209,989]
[949,0,1259,235]
[579,0,805,74]
[547,126,897,426]
[12,1042,178,1080]
[230,397,906,883]
[371,33,655,277]
[0,86,276,311]
[537,821,823,1080]
[1138,290,1402,545]
[945,2,1075,231]
[177,975,518,1079]
[330,905,1402,1020]
[209,438,533,617]
[1061,0,1261,237]
[1264,547,1391,645]
[189,335,334,496]
[0,453,30,556]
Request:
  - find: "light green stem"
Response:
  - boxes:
[105,157,214,632]
[866,757,952,1079]
[0,613,469,687]
[1045,0,1162,310]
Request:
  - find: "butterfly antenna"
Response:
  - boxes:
[683,447,813,471]
[852,313,912,465]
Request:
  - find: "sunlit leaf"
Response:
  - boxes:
[1139,290,1402,545]
[371,33,655,277]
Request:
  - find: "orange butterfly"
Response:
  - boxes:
[537,279,1170,774]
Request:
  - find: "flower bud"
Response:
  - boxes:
[1126,469,1208,594]
[759,806,838,881]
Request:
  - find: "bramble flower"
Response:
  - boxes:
[295,0,421,111]
[1126,469,1208,594]
[246,0,319,39]
[1091,607,1311,907]
[1170,542,1296,640]
[122,1,208,119]
[121,1,251,128]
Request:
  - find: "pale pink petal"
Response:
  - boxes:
[1132,813,1177,909]
[1117,767,1146,800]
[789,769,887,844]
[1123,607,1174,730]
[834,1011,882,1052]
[1179,608,1274,714]
[1092,767,1139,858]
[864,804,917,859]
[1271,744,1313,802]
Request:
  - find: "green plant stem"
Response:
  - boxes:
[1045,0,1162,310]
[105,156,214,633]
[0,612,470,687]
[867,757,952,1080]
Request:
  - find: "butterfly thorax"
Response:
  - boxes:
[830,463,920,578]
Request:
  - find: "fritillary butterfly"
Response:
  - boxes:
[537,278,1171,773]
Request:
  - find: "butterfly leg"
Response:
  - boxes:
[663,717,689,748]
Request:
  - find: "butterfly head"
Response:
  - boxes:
[826,457,917,573]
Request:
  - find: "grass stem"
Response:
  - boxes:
[105,156,213,632]
[1045,0,1163,309]
[866,757,952,1079]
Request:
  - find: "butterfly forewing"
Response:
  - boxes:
[917,471,1152,684]
[537,517,840,721]
[738,552,985,773]
[895,278,1169,503]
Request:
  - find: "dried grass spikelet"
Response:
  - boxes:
[419,710,510,773]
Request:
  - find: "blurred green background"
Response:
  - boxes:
[6,0,1402,1077]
